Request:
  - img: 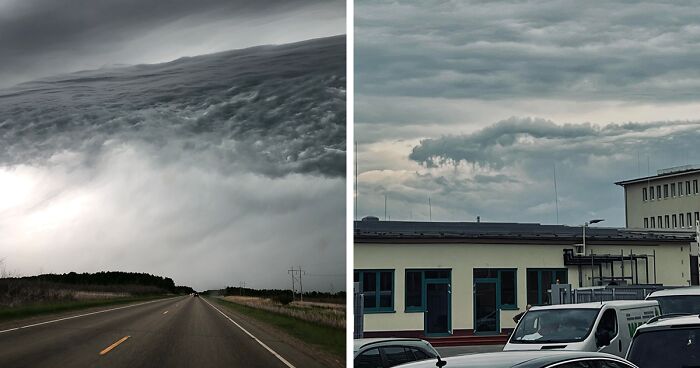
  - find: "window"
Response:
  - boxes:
[382,346,414,367]
[650,217,656,228]
[526,269,567,305]
[355,270,394,312]
[355,348,382,368]
[695,212,699,226]
[680,213,685,228]
[405,271,422,310]
[405,269,450,312]
[687,181,692,195]
[657,185,661,199]
[658,216,663,228]
[473,268,517,308]
[671,183,676,197]
[664,184,669,198]
[665,215,670,228]
[672,214,677,228]
[642,187,647,201]
[649,186,655,200]
[644,218,649,228]
[694,180,699,194]
[679,181,684,196]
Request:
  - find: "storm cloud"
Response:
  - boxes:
[0,0,345,88]
[0,35,346,291]
[355,0,700,228]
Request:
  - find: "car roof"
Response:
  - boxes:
[353,338,430,352]
[395,351,629,368]
[529,300,656,311]
[647,287,700,297]
[636,314,700,333]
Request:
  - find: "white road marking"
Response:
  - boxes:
[201,297,296,368]
[163,311,169,315]
[0,296,180,334]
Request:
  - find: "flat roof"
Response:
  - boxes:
[615,167,700,186]
[355,220,696,243]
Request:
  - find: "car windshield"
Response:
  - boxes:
[648,295,700,315]
[628,328,700,368]
[510,308,599,344]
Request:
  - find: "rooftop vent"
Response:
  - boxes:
[362,216,380,222]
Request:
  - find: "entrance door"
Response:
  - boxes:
[474,280,499,334]
[425,282,450,335]
[691,255,699,286]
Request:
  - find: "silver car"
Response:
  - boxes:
[394,351,637,368]
[354,338,439,368]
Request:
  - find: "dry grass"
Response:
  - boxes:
[223,295,345,329]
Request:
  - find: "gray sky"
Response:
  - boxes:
[0,0,345,88]
[355,0,700,227]
[0,1,346,292]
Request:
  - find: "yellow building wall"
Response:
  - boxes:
[355,241,693,334]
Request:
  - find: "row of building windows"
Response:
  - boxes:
[644,212,700,229]
[642,179,699,201]
[353,268,567,313]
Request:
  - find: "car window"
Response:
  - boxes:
[549,359,636,368]
[628,328,700,368]
[410,347,432,360]
[550,361,594,368]
[382,346,414,367]
[356,348,383,368]
[597,360,636,368]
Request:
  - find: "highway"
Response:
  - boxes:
[0,295,331,368]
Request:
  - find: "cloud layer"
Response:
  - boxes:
[0,36,346,291]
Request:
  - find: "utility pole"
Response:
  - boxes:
[288,266,306,301]
[288,266,296,301]
[239,281,246,296]
[428,196,432,221]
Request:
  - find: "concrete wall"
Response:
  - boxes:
[624,172,700,229]
[355,241,694,334]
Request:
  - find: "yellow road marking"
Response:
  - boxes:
[99,336,130,356]
[163,310,168,314]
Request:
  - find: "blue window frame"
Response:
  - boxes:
[526,268,568,306]
[404,269,451,312]
[354,269,394,313]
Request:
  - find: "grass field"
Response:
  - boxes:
[0,295,169,322]
[214,297,345,359]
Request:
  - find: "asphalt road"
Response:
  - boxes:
[0,295,326,368]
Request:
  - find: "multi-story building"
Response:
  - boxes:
[615,165,700,230]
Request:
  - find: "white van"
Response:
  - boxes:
[503,300,660,358]
[645,286,700,315]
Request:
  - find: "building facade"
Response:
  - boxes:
[354,220,696,338]
[616,165,700,230]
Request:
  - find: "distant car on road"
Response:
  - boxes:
[354,338,439,368]
[626,314,700,368]
[193,292,199,297]
[394,351,638,368]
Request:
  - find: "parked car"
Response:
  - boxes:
[503,300,659,357]
[354,338,439,368]
[626,314,700,368]
[645,286,700,314]
[394,351,637,368]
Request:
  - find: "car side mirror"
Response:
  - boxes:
[595,331,611,347]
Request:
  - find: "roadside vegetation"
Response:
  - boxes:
[210,289,345,360]
[0,270,193,322]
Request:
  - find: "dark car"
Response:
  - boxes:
[193,292,199,297]
[354,338,439,368]
[394,351,637,368]
[627,314,700,368]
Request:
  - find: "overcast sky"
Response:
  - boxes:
[355,0,700,227]
[0,1,346,292]
[0,0,345,88]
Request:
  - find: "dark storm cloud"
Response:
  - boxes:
[0,36,346,291]
[358,119,700,226]
[0,0,344,87]
[0,36,346,177]
[356,0,700,101]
